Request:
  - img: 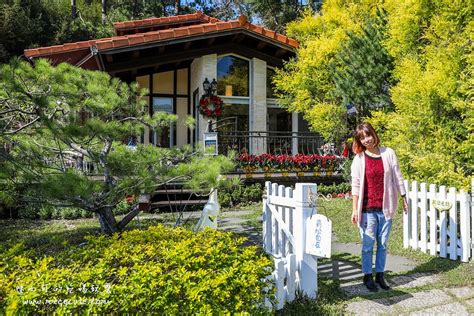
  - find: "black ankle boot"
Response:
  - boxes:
[375,272,391,290]
[363,274,378,292]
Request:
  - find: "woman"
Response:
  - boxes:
[350,123,408,292]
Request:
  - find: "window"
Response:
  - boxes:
[217,55,249,97]
[267,67,277,98]
[218,103,249,132]
[151,97,174,147]
[267,107,291,132]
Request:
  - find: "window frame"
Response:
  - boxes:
[217,53,251,99]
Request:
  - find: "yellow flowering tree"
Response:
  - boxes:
[369,0,473,189]
[274,0,472,188]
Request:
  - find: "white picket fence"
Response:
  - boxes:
[262,182,318,309]
[403,179,473,262]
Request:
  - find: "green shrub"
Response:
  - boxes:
[37,206,92,220]
[317,183,351,196]
[113,200,133,216]
[0,225,274,313]
[219,183,264,208]
[17,205,39,220]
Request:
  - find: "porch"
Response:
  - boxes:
[207,115,331,156]
[216,130,325,156]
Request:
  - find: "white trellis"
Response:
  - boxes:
[262,181,319,310]
[403,179,473,262]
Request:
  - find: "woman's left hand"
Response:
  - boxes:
[403,198,409,214]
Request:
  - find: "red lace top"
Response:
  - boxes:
[363,155,384,211]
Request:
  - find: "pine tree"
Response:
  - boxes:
[0,59,233,233]
[331,9,394,126]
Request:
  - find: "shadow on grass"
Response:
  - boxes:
[277,278,347,315]
[317,251,466,305]
[0,215,197,259]
[410,256,461,274]
[0,225,100,258]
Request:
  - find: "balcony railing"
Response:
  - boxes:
[217,131,328,156]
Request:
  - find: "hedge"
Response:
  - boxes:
[0,226,275,313]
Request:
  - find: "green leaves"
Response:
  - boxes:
[0,59,233,231]
[0,226,274,313]
[275,0,472,189]
[368,0,473,189]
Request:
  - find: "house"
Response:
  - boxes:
[24,11,324,156]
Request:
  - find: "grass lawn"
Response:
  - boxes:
[1,199,472,313]
[232,198,474,313]
[318,197,474,287]
[237,198,474,288]
[0,212,198,258]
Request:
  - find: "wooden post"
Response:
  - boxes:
[263,181,272,252]
[448,187,457,260]
[272,183,279,255]
[278,185,286,257]
[459,189,470,262]
[439,185,448,258]
[403,180,410,249]
[411,181,419,249]
[285,187,293,254]
[275,259,285,309]
[471,178,474,260]
[429,183,437,256]
[420,182,428,252]
[294,183,318,299]
[287,254,297,301]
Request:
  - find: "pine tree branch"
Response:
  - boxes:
[117,204,140,230]
[4,117,40,134]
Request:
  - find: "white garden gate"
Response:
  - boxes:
[403,179,473,262]
[262,181,326,309]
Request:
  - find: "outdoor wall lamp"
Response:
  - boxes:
[203,78,218,96]
[203,78,210,95]
[210,78,217,95]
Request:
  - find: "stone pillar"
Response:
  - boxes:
[292,112,299,155]
[191,54,217,144]
[250,58,267,154]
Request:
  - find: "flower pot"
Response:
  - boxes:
[262,166,274,178]
[294,168,305,177]
[243,166,255,178]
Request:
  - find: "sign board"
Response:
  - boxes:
[203,132,218,156]
[432,199,452,211]
[305,214,332,258]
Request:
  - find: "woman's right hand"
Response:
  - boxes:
[351,211,358,225]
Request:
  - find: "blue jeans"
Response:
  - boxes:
[359,212,393,274]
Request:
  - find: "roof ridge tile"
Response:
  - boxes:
[113,11,221,31]
[25,14,299,58]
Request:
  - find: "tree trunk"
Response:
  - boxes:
[102,0,107,25]
[174,0,180,14]
[117,205,141,230]
[97,206,118,235]
[71,0,77,19]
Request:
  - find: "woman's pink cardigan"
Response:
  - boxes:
[351,147,406,225]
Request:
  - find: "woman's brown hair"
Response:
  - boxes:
[352,123,380,154]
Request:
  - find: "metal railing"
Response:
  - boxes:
[217,131,327,155]
[43,155,100,175]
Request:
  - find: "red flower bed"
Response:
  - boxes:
[236,153,346,173]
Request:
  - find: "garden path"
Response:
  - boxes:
[219,209,474,315]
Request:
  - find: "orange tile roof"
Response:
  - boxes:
[24,14,298,59]
[113,11,221,32]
